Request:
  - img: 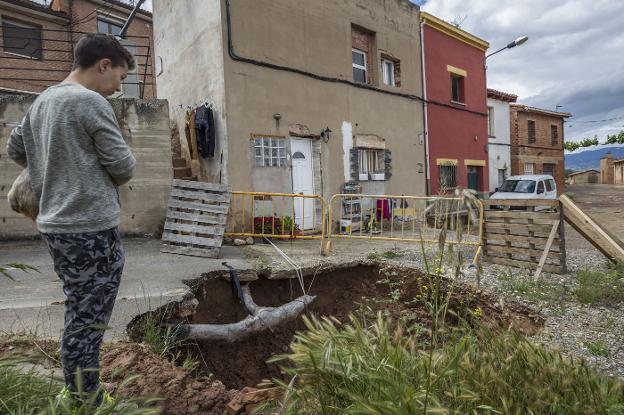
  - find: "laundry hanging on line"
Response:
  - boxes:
[194,105,216,158]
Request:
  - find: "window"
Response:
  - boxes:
[451,74,465,103]
[2,18,42,59]
[497,169,506,186]
[97,18,122,35]
[352,49,367,84]
[499,179,536,193]
[551,125,558,145]
[358,148,385,180]
[545,179,554,192]
[254,137,287,167]
[524,162,534,174]
[537,181,545,194]
[528,120,536,143]
[488,106,495,137]
[382,59,395,86]
[439,164,457,188]
[543,163,555,176]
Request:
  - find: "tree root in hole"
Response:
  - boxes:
[179,285,316,342]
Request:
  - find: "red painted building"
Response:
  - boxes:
[420,12,490,196]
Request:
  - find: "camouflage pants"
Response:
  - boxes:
[42,227,124,397]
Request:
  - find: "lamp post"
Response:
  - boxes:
[486,36,528,60]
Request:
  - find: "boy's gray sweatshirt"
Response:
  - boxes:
[6,83,136,234]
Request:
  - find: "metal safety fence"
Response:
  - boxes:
[225,191,326,241]
[327,193,484,261]
[224,191,484,260]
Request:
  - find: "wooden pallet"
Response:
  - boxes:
[161,179,230,258]
[481,199,566,276]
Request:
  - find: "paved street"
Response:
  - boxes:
[0,238,251,340]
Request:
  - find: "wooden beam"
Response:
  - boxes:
[560,194,624,263]
[533,220,560,280]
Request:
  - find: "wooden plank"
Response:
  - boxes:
[165,210,227,225]
[160,244,219,258]
[560,194,624,263]
[558,201,568,273]
[484,232,560,247]
[168,199,229,214]
[483,255,564,274]
[172,179,229,192]
[484,243,562,258]
[164,222,224,235]
[533,220,560,280]
[484,210,559,220]
[482,199,559,208]
[485,222,556,234]
[161,232,222,247]
[170,188,230,203]
[485,227,558,239]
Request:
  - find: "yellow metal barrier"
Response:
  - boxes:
[328,193,483,261]
[225,191,326,242]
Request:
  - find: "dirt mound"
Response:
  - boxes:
[100,343,236,415]
[186,264,544,389]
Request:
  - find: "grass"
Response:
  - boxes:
[266,314,624,414]
[0,360,160,414]
[497,269,572,304]
[367,248,405,261]
[575,263,624,305]
[586,339,610,358]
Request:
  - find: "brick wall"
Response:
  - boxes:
[510,106,567,193]
[0,0,155,97]
[351,24,375,84]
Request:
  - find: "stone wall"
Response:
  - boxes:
[0,93,172,239]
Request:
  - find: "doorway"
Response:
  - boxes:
[290,138,314,230]
[467,166,479,191]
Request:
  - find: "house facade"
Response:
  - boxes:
[567,169,599,185]
[486,88,517,192]
[420,12,489,196]
[615,159,624,185]
[510,104,570,194]
[153,0,427,229]
[600,152,615,184]
[0,0,155,97]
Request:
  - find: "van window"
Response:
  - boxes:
[537,181,545,194]
[499,179,536,193]
[545,179,553,192]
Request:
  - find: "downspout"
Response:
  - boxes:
[420,19,431,195]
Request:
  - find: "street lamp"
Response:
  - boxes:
[486,36,529,60]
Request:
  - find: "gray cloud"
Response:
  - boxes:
[418,0,624,141]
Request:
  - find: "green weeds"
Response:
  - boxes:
[575,263,624,305]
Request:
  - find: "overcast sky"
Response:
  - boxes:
[416,0,624,142]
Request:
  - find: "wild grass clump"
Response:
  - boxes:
[575,263,624,305]
[268,314,624,414]
[497,270,572,304]
[0,360,160,414]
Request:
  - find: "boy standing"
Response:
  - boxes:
[6,33,136,402]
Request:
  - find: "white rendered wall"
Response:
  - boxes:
[487,97,511,192]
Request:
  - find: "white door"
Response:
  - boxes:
[291,139,314,230]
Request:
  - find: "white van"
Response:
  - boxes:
[490,174,557,200]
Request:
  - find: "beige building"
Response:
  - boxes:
[153,0,426,230]
[600,152,615,184]
[567,169,599,185]
[615,159,624,185]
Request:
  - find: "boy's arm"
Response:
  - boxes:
[83,96,136,186]
[6,124,28,168]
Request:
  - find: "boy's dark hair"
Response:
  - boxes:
[74,33,136,71]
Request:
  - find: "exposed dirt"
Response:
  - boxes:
[185,264,544,389]
[100,342,236,415]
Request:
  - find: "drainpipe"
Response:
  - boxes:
[420,20,431,196]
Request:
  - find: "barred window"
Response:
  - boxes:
[254,136,287,167]
[439,164,457,188]
[358,148,385,180]
[551,125,558,145]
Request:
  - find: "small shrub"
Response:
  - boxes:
[575,264,624,305]
[253,216,299,236]
[586,339,610,357]
[497,270,571,304]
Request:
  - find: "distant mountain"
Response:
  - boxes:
[565,144,624,171]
